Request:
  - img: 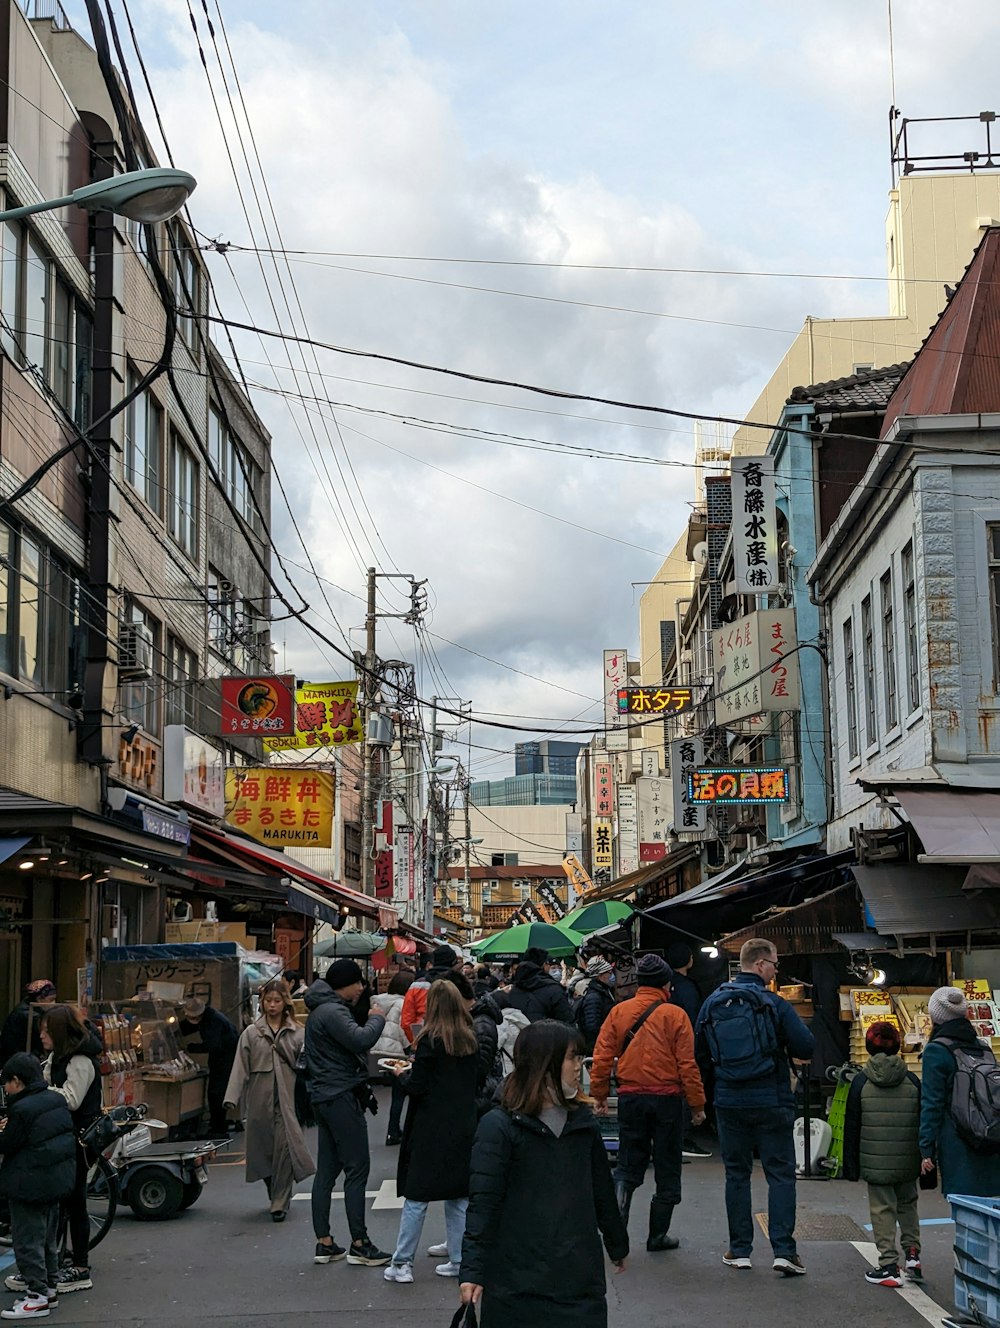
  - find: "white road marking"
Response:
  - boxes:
[291,1178,404,1210]
[850,1241,952,1328]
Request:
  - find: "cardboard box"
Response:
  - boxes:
[165,922,250,948]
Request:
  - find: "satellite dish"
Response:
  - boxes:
[693,541,709,564]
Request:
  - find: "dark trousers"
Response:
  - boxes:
[62,1142,91,1267]
[311,1093,371,1244]
[207,1087,229,1135]
[388,1082,406,1137]
[716,1105,797,1258]
[613,1093,683,1204]
[9,1199,60,1295]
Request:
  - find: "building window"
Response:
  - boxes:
[23,234,47,372]
[119,602,160,735]
[861,594,877,746]
[843,618,858,760]
[0,526,83,694]
[124,370,163,512]
[171,225,200,348]
[989,525,1000,692]
[207,567,238,660]
[209,403,261,530]
[165,635,197,728]
[167,432,198,557]
[902,542,919,712]
[881,569,898,730]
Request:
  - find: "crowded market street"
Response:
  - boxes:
[2,1086,959,1328]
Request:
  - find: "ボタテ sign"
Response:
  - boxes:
[617,687,694,715]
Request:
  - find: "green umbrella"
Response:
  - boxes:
[563,900,635,935]
[471,920,584,960]
[313,930,388,958]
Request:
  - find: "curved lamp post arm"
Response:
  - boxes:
[0,166,196,226]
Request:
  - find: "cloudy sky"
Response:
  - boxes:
[64,0,1000,776]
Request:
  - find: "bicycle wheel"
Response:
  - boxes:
[86,1154,119,1249]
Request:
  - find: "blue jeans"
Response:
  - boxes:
[715,1105,797,1258]
[392,1197,468,1265]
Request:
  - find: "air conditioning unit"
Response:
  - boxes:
[119,622,154,678]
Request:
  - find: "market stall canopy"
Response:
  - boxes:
[718,883,862,957]
[893,787,1000,863]
[852,863,1000,936]
[313,930,388,959]
[564,900,634,935]
[471,920,584,960]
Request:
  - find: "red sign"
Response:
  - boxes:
[374,799,394,900]
[639,842,667,862]
[220,674,295,736]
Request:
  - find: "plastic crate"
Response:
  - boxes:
[951,1195,1000,1328]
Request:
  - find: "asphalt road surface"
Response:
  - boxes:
[0,1091,961,1327]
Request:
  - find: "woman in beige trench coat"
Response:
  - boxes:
[224,979,315,1220]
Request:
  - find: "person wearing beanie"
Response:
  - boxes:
[590,952,705,1254]
[303,960,390,1268]
[399,947,462,1044]
[920,985,1000,1203]
[0,980,58,1063]
[664,943,712,1160]
[695,938,814,1276]
[574,957,616,1054]
[843,1021,922,1287]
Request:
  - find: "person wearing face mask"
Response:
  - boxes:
[223,979,315,1222]
[575,958,617,1055]
[460,1021,628,1328]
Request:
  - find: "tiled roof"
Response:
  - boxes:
[787,363,910,411]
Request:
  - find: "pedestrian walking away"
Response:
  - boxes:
[303,959,391,1267]
[0,1053,76,1320]
[39,1006,103,1294]
[494,948,574,1025]
[843,1020,922,1287]
[695,937,815,1275]
[590,953,705,1253]
[177,996,239,1137]
[383,981,479,1285]
[371,971,413,1145]
[919,985,1000,1200]
[460,1020,628,1328]
[399,945,463,1044]
[223,979,315,1222]
[575,957,616,1055]
[665,942,712,1159]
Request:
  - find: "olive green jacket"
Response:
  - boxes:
[843,1053,921,1184]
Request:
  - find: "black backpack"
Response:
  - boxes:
[701,982,780,1084]
[938,1037,1000,1154]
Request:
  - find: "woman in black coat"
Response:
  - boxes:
[460,1020,628,1328]
[384,981,479,1284]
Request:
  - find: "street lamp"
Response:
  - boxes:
[0,167,197,226]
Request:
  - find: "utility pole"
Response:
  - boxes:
[423,697,441,934]
[360,567,378,896]
[462,764,473,926]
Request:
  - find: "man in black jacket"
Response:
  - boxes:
[497,949,574,1024]
[178,997,239,1137]
[0,981,57,1063]
[0,1053,76,1314]
[576,957,616,1053]
[666,944,712,1160]
[304,960,390,1269]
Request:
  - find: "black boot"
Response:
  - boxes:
[614,1180,633,1224]
[646,1197,679,1251]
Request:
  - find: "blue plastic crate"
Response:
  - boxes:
[952,1195,1000,1270]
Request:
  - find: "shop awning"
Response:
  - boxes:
[895,787,1000,863]
[851,863,1000,935]
[0,836,31,866]
[189,825,399,930]
[287,882,348,929]
[582,844,700,903]
[645,848,855,917]
[718,883,863,956]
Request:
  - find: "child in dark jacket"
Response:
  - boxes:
[0,1052,77,1319]
[843,1022,922,1289]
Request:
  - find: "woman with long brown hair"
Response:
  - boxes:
[383,980,479,1284]
[459,1020,628,1328]
[223,979,314,1221]
[39,1004,103,1295]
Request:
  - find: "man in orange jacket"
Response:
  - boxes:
[591,953,706,1253]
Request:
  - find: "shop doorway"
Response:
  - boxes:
[0,933,21,1018]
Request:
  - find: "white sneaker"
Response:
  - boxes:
[435,1262,461,1278]
[427,1242,448,1257]
[1,1296,50,1319]
[383,1263,414,1284]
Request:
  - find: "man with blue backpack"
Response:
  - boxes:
[695,938,814,1276]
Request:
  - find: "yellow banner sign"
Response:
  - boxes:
[263,682,364,753]
[225,768,334,847]
[562,853,594,894]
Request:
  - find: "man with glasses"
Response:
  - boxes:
[695,938,814,1276]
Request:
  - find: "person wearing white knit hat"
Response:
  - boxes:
[919,985,1000,1201]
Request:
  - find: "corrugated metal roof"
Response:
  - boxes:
[787,363,910,411]
[881,228,1000,436]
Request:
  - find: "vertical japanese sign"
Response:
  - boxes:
[637,776,670,860]
[592,818,613,871]
[641,749,660,778]
[225,768,333,846]
[374,799,394,899]
[732,456,778,595]
[264,681,364,752]
[394,826,416,904]
[713,609,800,726]
[616,783,639,875]
[670,736,707,834]
[603,649,629,752]
[593,758,615,816]
[565,812,583,854]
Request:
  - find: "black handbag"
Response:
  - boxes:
[292,1050,316,1129]
[448,1305,478,1328]
[78,1113,119,1155]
